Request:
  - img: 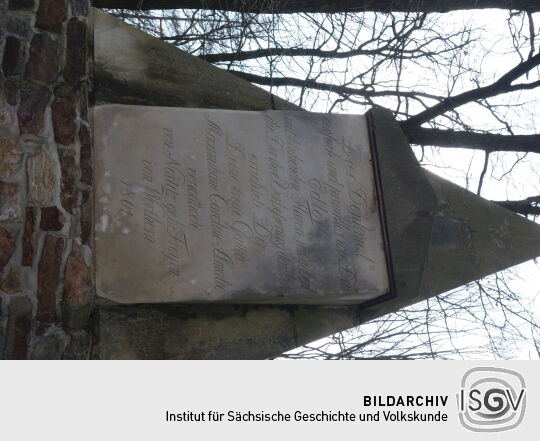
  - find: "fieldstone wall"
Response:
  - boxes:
[0,0,92,359]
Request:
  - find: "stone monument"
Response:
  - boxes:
[89,10,540,359]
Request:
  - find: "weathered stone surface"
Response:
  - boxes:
[0,7,7,32]
[0,181,21,221]
[27,151,56,205]
[79,85,88,121]
[6,14,32,37]
[19,133,45,153]
[79,123,91,185]
[0,227,16,272]
[3,295,32,360]
[63,243,91,330]
[36,0,66,33]
[69,213,80,238]
[8,0,35,10]
[0,136,22,177]
[94,9,301,111]
[22,207,36,266]
[59,149,78,212]
[63,330,90,359]
[70,0,88,17]
[37,235,65,325]
[40,206,64,231]
[95,106,389,304]
[0,107,12,126]
[80,190,91,245]
[1,268,23,293]
[52,85,76,145]
[0,296,4,353]
[18,83,51,135]
[26,32,61,82]
[28,329,68,359]
[98,303,298,360]
[2,36,24,76]
[64,18,87,84]
[3,79,19,106]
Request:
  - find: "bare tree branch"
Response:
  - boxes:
[198,37,470,62]
[94,0,540,13]
[229,70,444,101]
[199,46,397,62]
[495,195,540,216]
[406,127,540,153]
[402,51,540,134]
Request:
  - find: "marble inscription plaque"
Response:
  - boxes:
[94,105,390,304]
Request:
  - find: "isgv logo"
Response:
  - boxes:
[457,367,526,432]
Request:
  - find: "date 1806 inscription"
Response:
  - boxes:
[94,105,390,304]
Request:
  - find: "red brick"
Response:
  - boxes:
[79,124,92,185]
[0,227,16,272]
[40,206,64,231]
[52,85,77,145]
[22,207,36,266]
[63,243,92,330]
[8,0,36,10]
[25,32,61,82]
[36,0,66,33]
[18,83,51,135]
[81,190,91,246]
[64,19,87,84]
[4,295,32,360]
[2,36,25,76]
[37,235,65,324]
[59,149,78,213]
[3,79,19,106]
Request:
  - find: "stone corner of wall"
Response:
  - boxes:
[0,0,93,360]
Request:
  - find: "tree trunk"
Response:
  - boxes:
[495,196,540,216]
[405,127,540,154]
[93,0,540,13]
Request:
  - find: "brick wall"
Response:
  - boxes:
[0,0,92,359]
